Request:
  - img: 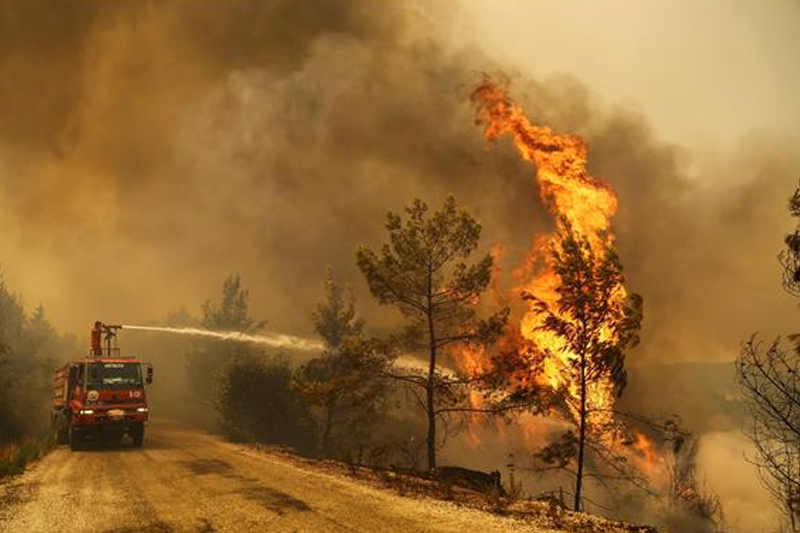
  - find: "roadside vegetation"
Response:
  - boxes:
[356,196,509,471]
[0,195,737,532]
[187,197,509,471]
[182,195,737,532]
[0,275,77,480]
[217,353,316,453]
[0,439,51,479]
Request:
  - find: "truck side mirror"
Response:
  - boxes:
[145,364,153,385]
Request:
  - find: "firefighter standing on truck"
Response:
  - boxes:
[91,321,103,356]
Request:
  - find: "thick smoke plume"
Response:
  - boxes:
[0,1,796,367]
[0,1,796,368]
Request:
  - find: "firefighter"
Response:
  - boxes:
[91,321,103,356]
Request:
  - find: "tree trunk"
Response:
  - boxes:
[426,266,437,472]
[791,473,798,533]
[426,361,436,471]
[322,398,335,457]
[574,350,587,512]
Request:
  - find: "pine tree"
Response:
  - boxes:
[356,196,508,470]
[295,268,390,458]
[526,220,642,510]
[187,274,265,403]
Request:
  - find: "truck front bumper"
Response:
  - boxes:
[74,409,148,426]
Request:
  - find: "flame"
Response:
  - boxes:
[470,78,625,428]
[629,430,668,486]
[471,81,618,245]
[453,78,665,484]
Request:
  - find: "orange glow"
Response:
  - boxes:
[453,78,665,483]
[470,78,626,427]
[629,430,668,485]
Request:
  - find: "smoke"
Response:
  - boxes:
[0,3,797,529]
[697,431,780,532]
[121,324,323,351]
[0,1,795,370]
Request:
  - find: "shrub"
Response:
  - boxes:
[0,438,51,479]
[216,354,316,454]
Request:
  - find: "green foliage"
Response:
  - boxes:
[356,196,509,470]
[296,338,393,459]
[781,179,800,296]
[297,272,392,458]
[201,275,264,332]
[312,267,364,349]
[216,354,316,453]
[187,274,264,404]
[356,196,499,335]
[0,275,75,443]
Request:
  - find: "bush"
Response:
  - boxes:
[216,354,316,454]
[0,276,74,477]
[0,438,51,479]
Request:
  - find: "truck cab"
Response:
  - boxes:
[52,324,153,450]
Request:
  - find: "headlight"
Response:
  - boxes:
[79,409,94,415]
[136,407,148,413]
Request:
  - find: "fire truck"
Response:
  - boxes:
[52,323,153,450]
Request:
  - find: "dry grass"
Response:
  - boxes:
[246,443,658,533]
[0,439,50,480]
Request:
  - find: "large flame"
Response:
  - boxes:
[445,78,666,491]
[470,78,626,428]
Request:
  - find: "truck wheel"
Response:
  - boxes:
[52,411,69,445]
[69,427,83,451]
[131,424,144,447]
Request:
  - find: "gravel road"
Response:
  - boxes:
[0,423,553,533]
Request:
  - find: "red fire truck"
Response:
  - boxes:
[52,323,153,450]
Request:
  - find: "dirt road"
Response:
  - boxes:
[0,423,551,533]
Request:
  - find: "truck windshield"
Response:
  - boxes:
[87,362,142,388]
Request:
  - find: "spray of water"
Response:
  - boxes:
[121,325,325,352]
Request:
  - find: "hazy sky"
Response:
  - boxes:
[461,0,800,148]
[0,0,797,366]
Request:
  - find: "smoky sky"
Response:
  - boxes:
[0,0,797,365]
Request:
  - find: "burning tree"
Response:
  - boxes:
[356,196,508,471]
[527,221,643,511]
[469,78,647,512]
